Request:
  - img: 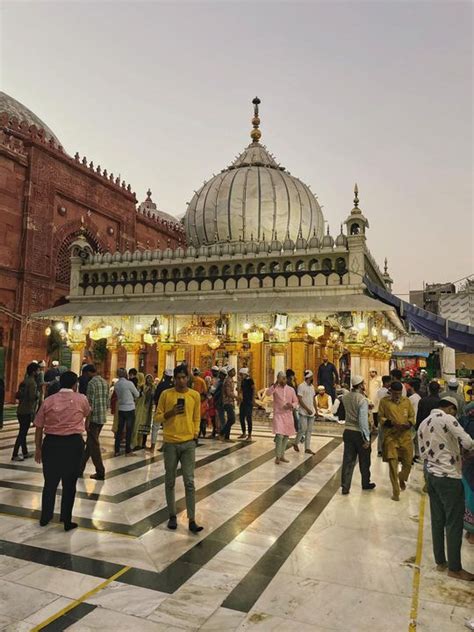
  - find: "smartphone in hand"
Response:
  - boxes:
[176,397,185,413]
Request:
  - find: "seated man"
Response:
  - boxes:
[316,385,337,420]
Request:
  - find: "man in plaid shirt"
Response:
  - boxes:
[80,365,109,480]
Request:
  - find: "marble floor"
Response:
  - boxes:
[0,417,472,631]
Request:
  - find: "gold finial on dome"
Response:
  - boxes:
[250,96,262,143]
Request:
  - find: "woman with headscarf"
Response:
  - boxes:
[460,401,474,544]
[131,373,151,449]
[266,371,299,464]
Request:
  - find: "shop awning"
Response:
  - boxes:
[32,293,394,319]
[364,276,474,353]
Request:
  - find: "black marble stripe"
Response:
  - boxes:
[119,438,341,592]
[222,467,342,612]
[0,539,123,577]
[36,602,97,631]
[0,442,284,536]
[0,441,250,503]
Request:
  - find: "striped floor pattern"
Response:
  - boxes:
[0,417,471,631]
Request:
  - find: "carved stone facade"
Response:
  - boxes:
[0,101,184,400]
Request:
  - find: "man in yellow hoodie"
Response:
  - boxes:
[154,364,203,533]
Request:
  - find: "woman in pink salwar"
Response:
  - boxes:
[266,372,299,464]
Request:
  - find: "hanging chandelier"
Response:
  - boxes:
[247,326,264,344]
[178,318,221,347]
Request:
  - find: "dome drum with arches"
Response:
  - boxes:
[184,98,325,247]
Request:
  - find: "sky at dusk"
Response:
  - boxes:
[1,1,472,295]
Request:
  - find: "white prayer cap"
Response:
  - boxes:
[219,367,228,375]
[211,365,219,371]
[304,370,313,378]
[164,368,173,377]
[317,385,326,391]
[52,361,59,366]
[448,378,459,387]
[369,367,377,373]
[239,368,249,375]
[439,395,458,409]
[351,375,364,387]
[276,371,286,379]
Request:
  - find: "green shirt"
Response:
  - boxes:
[87,375,109,425]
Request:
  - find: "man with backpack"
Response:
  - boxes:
[12,362,40,462]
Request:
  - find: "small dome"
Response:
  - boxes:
[246,238,258,253]
[295,233,307,251]
[335,226,348,247]
[137,189,179,224]
[233,240,246,255]
[163,247,174,260]
[270,235,282,252]
[322,227,334,249]
[122,251,132,262]
[308,229,320,250]
[142,250,152,261]
[186,246,197,258]
[103,252,112,263]
[152,249,162,260]
[132,250,142,261]
[112,251,122,262]
[0,91,62,145]
[282,233,295,252]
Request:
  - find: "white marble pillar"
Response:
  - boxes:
[228,353,238,373]
[274,353,286,381]
[441,346,456,383]
[166,351,175,370]
[71,349,82,375]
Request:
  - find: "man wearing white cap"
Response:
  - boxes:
[368,368,382,406]
[340,376,375,494]
[418,396,474,581]
[440,378,465,418]
[237,367,255,440]
[295,370,316,454]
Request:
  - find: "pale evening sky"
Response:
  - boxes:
[1,0,472,295]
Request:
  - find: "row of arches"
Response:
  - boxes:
[81,257,347,286]
[80,270,350,296]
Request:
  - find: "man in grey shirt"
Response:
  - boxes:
[114,368,139,456]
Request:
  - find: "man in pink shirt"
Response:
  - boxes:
[34,371,90,531]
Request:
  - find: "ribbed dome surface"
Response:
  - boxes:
[185,141,324,246]
[0,91,61,145]
[185,99,324,247]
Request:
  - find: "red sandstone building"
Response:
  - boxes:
[0,92,184,401]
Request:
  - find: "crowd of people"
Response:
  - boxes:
[4,358,474,580]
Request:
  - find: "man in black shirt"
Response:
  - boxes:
[416,380,441,429]
[78,365,95,396]
[238,368,255,441]
[317,356,339,401]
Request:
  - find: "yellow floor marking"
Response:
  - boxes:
[31,565,131,631]
[408,492,426,631]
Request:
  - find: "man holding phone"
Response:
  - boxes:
[154,364,203,533]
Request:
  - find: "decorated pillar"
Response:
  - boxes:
[347,344,362,381]
[289,327,306,383]
[70,342,85,375]
[124,342,141,371]
[360,347,371,386]
[108,343,119,381]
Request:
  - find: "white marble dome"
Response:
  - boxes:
[184,99,325,247]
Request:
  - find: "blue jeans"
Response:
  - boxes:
[220,404,236,439]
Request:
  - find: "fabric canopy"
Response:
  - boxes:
[364,276,474,353]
